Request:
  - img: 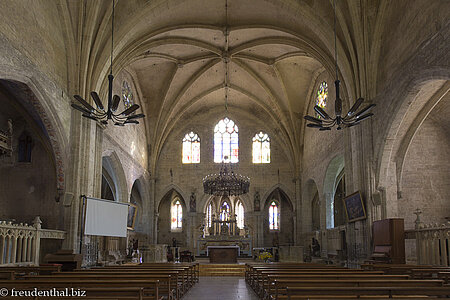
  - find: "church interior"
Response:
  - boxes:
[0,0,449,298]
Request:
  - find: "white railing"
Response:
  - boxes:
[0,216,65,266]
[410,209,450,266]
[415,222,450,266]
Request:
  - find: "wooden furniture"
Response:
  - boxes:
[43,249,82,271]
[372,218,405,264]
[209,247,238,263]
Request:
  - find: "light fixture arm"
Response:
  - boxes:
[71,0,145,126]
[303,0,375,131]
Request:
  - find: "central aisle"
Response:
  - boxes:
[183,277,258,300]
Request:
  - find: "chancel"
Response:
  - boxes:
[0,0,449,299]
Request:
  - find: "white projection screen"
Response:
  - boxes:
[84,197,128,237]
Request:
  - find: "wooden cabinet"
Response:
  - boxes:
[372,218,405,264]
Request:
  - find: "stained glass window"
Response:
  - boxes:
[206,202,213,228]
[315,81,328,118]
[252,132,270,163]
[269,201,279,230]
[236,201,244,229]
[171,199,182,230]
[220,202,230,221]
[214,118,238,163]
[182,132,200,163]
[122,81,134,109]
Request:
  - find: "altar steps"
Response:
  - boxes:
[199,264,245,277]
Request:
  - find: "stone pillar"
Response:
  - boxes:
[63,111,104,253]
[33,216,42,264]
[294,177,301,245]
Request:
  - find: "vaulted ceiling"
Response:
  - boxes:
[57,0,446,172]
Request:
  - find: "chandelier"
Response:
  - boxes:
[304,0,375,130]
[203,158,250,196]
[71,0,145,126]
[203,1,250,197]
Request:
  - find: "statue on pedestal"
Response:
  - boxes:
[190,192,196,212]
[254,191,261,211]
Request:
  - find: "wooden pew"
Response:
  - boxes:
[262,274,410,299]
[96,264,195,288]
[0,270,15,280]
[0,265,61,275]
[87,266,191,295]
[24,274,174,300]
[0,279,161,300]
[410,267,450,279]
[285,286,450,299]
[12,287,145,300]
[273,279,443,300]
[250,269,384,293]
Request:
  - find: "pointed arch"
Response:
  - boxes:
[323,154,345,228]
[102,151,128,203]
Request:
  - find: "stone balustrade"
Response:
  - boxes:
[0,216,66,266]
[414,221,450,266]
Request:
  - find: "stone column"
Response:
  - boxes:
[63,111,104,253]
[33,216,42,264]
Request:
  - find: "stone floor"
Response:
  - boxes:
[183,277,259,300]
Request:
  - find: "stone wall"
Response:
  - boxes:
[400,118,450,228]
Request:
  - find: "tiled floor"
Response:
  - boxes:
[183,277,259,300]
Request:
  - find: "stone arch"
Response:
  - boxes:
[323,154,345,229]
[130,179,144,231]
[376,71,450,219]
[102,151,128,203]
[262,183,294,207]
[158,183,188,211]
[157,188,188,245]
[0,79,67,191]
[303,179,320,231]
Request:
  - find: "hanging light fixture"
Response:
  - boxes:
[202,0,250,197]
[203,157,250,196]
[304,0,375,130]
[71,0,145,126]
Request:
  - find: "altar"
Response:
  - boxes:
[208,246,239,263]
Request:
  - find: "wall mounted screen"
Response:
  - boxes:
[84,197,128,237]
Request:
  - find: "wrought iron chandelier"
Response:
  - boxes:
[203,158,250,196]
[202,1,250,197]
[71,0,145,126]
[304,0,375,130]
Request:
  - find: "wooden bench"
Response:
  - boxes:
[96,264,195,287]
[262,274,410,299]
[0,279,162,300]
[24,274,174,300]
[86,267,191,295]
[285,286,450,299]
[14,287,145,300]
[250,269,384,293]
[272,279,444,299]
[0,265,61,275]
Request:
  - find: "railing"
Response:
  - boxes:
[415,222,450,266]
[408,209,450,266]
[0,216,65,266]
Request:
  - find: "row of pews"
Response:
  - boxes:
[0,262,199,299]
[245,262,450,299]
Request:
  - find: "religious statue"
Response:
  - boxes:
[244,225,250,238]
[254,191,261,211]
[190,192,196,212]
[199,224,205,238]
